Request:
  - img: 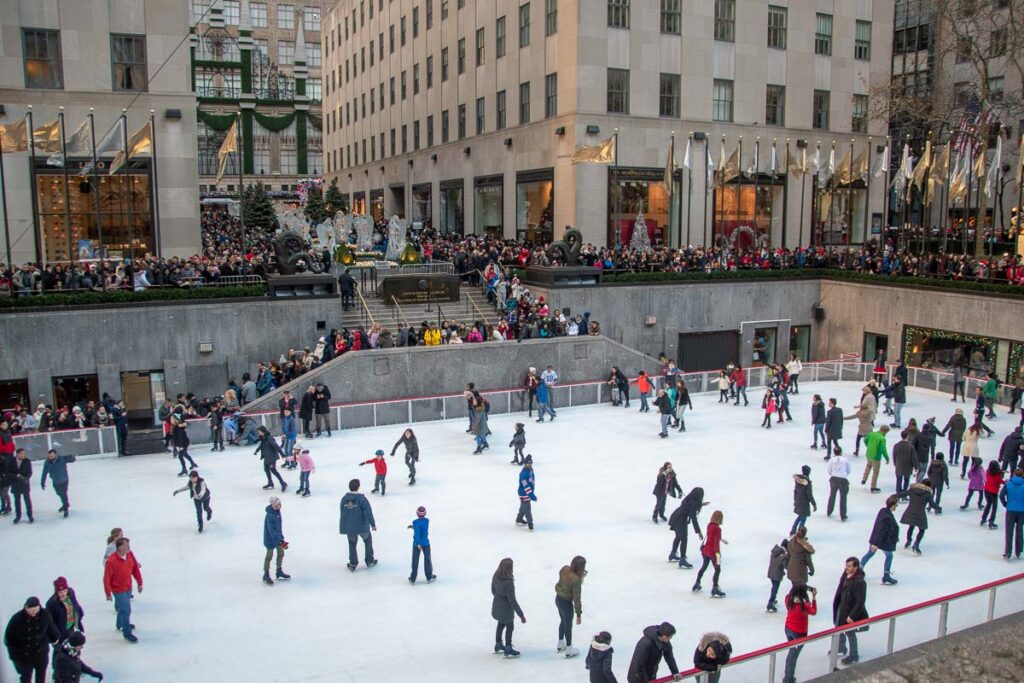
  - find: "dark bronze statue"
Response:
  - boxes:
[274,230,322,275]
[545,227,583,266]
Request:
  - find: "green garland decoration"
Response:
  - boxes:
[197,110,238,132]
[902,325,998,369]
[1008,342,1024,383]
[307,113,323,131]
[253,111,296,132]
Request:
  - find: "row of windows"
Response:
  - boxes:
[192,1,320,33]
[22,29,145,91]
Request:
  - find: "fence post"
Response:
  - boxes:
[828,633,840,673]
[935,373,940,391]
[568,385,573,408]
[887,617,896,655]
[408,400,413,424]
[336,407,342,431]
[767,651,777,683]
[987,586,997,621]
[97,428,104,455]
[507,392,511,413]
[373,403,378,427]
[701,373,708,393]
[598,383,602,403]
[442,398,447,420]
[938,602,949,638]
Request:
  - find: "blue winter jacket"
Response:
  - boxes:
[1000,476,1024,513]
[536,382,549,404]
[518,467,536,501]
[412,517,430,547]
[339,492,376,534]
[281,414,297,439]
[40,455,76,487]
[263,506,284,548]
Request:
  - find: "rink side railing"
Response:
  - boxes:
[12,356,1013,458]
[655,571,1024,683]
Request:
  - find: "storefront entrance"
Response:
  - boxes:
[121,371,166,428]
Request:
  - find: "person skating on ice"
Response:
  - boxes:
[654,389,673,438]
[731,365,749,406]
[692,510,727,597]
[516,456,537,530]
[39,449,76,518]
[4,596,59,682]
[51,631,103,683]
[390,429,420,485]
[775,385,792,424]
[693,632,732,683]
[832,557,868,666]
[940,409,967,469]
[9,448,34,524]
[1000,468,1024,559]
[207,400,224,452]
[254,426,287,492]
[171,411,197,476]
[608,366,630,407]
[981,460,1004,530]
[892,430,915,496]
[861,495,900,585]
[825,398,844,460]
[407,506,435,583]
[761,390,776,429]
[491,558,526,658]
[339,478,377,571]
[0,417,16,516]
[637,370,652,412]
[509,423,527,465]
[786,526,815,589]
[296,448,315,497]
[669,487,707,568]
[765,538,789,612]
[961,457,985,510]
[626,622,682,682]
[525,368,540,418]
[471,396,492,453]
[998,427,1023,474]
[715,371,730,404]
[280,408,298,458]
[103,537,142,642]
[861,425,891,494]
[554,555,587,657]
[790,465,817,536]
[898,478,932,553]
[262,497,290,585]
[826,446,851,521]
[535,380,556,422]
[45,577,84,643]
[360,450,389,495]
[652,462,681,524]
[173,471,213,533]
[926,453,950,513]
[781,585,816,683]
[585,631,618,683]
[675,380,693,431]
[810,395,826,450]
[962,422,986,478]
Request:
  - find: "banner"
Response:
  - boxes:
[47,118,90,167]
[570,136,615,164]
[663,137,675,195]
[32,119,61,154]
[216,120,239,184]
[0,119,29,152]
[109,121,153,175]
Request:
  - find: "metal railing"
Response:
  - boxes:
[13,426,119,458]
[656,571,1024,682]
[353,286,376,328]
[391,295,412,330]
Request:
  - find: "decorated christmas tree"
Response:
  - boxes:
[303,183,329,226]
[630,212,652,253]
[242,182,277,234]
[325,177,347,215]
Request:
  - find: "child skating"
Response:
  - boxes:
[509,423,526,465]
[360,450,390,495]
[407,506,435,583]
[961,457,985,510]
[296,448,315,497]
[172,470,213,533]
[762,391,777,429]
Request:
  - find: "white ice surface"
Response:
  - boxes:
[4,382,1024,683]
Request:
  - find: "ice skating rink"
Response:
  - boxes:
[5,382,1024,682]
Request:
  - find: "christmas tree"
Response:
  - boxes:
[325,177,348,215]
[630,213,652,253]
[242,182,277,234]
[303,183,328,226]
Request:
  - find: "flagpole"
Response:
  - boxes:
[735,136,742,249]
[898,137,908,252]
[87,110,105,281]
[809,142,819,249]
[753,138,760,245]
[941,138,952,253]
[26,107,43,264]
[0,133,10,270]
[686,132,693,248]
[920,132,931,256]
[237,111,247,256]
[150,111,162,257]
[669,132,676,248]
[613,128,619,249]
[846,138,854,259]
[964,142,972,254]
[863,137,872,249]
[988,140,1000,274]
[829,140,836,251]
[703,137,709,247]
[121,110,135,263]
[882,137,891,247]
[58,108,75,265]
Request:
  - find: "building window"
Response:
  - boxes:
[442,109,450,143]
[379,32,384,60]
[426,0,433,30]
[390,128,396,156]
[608,0,630,29]
[413,7,420,38]
[427,55,434,88]
[427,115,435,146]
[851,94,868,133]
[277,40,295,65]
[110,34,147,92]
[222,0,240,25]
[379,81,385,109]
[279,121,297,174]
[607,68,630,114]
[401,70,407,100]
[414,63,420,94]
[458,38,466,73]
[304,6,320,32]
[659,73,680,118]
[496,16,506,57]
[441,0,448,20]
[402,124,408,153]
[496,90,507,129]
[519,3,530,47]
[22,29,63,89]
[191,0,211,24]
[714,0,735,42]
[765,84,785,126]
[390,76,395,104]
[855,20,871,60]
[401,16,407,46]
[988,76,1005,102]
[442,48,449,80]
[990,28,1007,57]
[545,0,558,35]
[712,79,733,122]
[660,0,681,35]
[954,81,971,106]
[813,89,830,130]
[767,5,786,49]
[458,104,466,139]
[956,38,971,63]
[307,77,322,102]
[277,4,295,29]
[390,24,395,53]
[250,2,268,27]
[476,97,485,135]
[414,120,420,150]
[520,82,531,123]
[545,73,557,118]
[306,42,322,67]
[476,28,485,66]
[815,13,832,56]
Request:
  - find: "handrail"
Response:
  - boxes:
[391,295,412,330]
[464,290,493,324]
[354,286,376,327]
[654,571,1024,682]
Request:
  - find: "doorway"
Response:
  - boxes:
[677,331,740,372]
[52,375,99,410]
[863,333,889,366]
[752,328,778,367]
[121,371,166,428]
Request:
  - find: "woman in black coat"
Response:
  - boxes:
[825,400,844,456]
[299,386,316,438]
[860,496,900,585]
[171,414,197,476]
[669,487,706,568]
[491,558,526,657]
[652,463,682,524]
[44,580,84,642]
[832,558,868,665]
[608,367,630,407]
[390,429,420,486]
[898,479,932,553]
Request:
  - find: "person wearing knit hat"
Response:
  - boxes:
[52,630,104,682]
[790,466,817,536]
[360,450,390,496]
[45,576,85,641]
[4,595,59,682]
[263,496,289,585]
[408,506,435,584]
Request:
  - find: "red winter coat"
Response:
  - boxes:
[103,551,143,598]
[784,596,817,635]
[984,471,1004,494]
[731,369,747,387]
[362,456,387,475]
[702,522,722,559]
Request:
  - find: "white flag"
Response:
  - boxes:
[746,143,759,177]
[873,145,890,178]
[984,133,1002,198]
[95,117,125,157]
[705,146,715,193]
[770,143,778,175]
[682,138,691,170]
[46,118,90,167]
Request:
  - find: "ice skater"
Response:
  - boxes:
[781,586,816,683]
[45,576,84,642]
[832,557,868,666]
[654,389,673,438]
[790,465,817,535]
[262,497,291,585]
[940,408,967,467]
[509,423,527,465]
[786,527,815,588]
[825,398,844,460]
[732,365,749,406]
[981,460,1004,529]
[390,428,420,485]
[692,510,727,597]
[10,447,33,524]
[1001,467,1024,559]
[926,453,950,513]
[766,538,789,612]
[675,381,693,431]
[51,631,103,682]
[861,495,899,585]
[810,395,826,450]
[608,366,630,407]
[296,448,315,497]
[173,470,213,533]
[208,400,225,452]
[638,370,652,412]
[39,448,76,518]
[408,506,435,583]
[339,478,377,571]
[652,462,681,524]
[171,412,198,476]
[584,631,616,682]
[716,371,731,403]
[4,596,59,681]
[360,449,389,495]
[536,380,556,422]
[899,478,932,554]
[554,555,586,657]
[516,455,536,531]
[280,408,298,457]
[761,390,776,428]
[669,487,707,568]
[491,558,526,658]
[693,632,732,683]
[103,537,142,642]
[254,426,287,492]
[961,457,985,510]
[626,622,680,683]
[472,398,492,453]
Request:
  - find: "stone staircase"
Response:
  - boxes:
[337,284,500,332]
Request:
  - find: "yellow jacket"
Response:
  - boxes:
[424,329,441,346]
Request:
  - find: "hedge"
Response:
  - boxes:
[0,285,268,310]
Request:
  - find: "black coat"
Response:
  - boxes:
[314,386,332,414]
[927,460,949,488]
[811,402,826,425]
[899,482,932,529]
[171,422,190,449]
[490,576,524,624]
[627,625,679,683]
[9,457,32,494]
[892,440,915,477]
[892,382,906,403]
[299,393,315,421]
[254,434,284,464]
[825,407,844,439]
[653,471,682,499]
[669,488,705,536]
[4,608,59,663]
[792,475,817,517]
[999,431,1023,468]
[653,394,673,415]
[51,642,102,683]
[868,507,900,552]
[833,569,869,626]
[391,434,419,460]
[941,414,967,441]
[693,633,732,674]
[586,643,618,683]
[45,590,85,641]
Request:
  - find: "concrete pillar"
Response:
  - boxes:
[97,364,122,401]
[27,368,53,408]
[663,325,680,364]
[739,326,756,368]
[163,360,188,399]
[226,355,250,386]
[775,322,792,364]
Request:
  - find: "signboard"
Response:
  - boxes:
[379,274,460,304]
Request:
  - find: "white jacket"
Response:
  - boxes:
[787,359,803,375]
[826,455,851,479]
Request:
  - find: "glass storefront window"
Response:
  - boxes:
[790,325,810,362]
[411,184,431,230]
[516,176,553,244]
[608,170,670,248]
[753,327,777,367]
[713,179,783,250]
[352,191,367,215]
[474,177,503,237]
[440,181,464,235]
[369,189,384,223]
[36,167,153,262]
[903,325,998,378]
[813,185,866,245]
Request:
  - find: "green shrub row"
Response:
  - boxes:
[0,285,268,310]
